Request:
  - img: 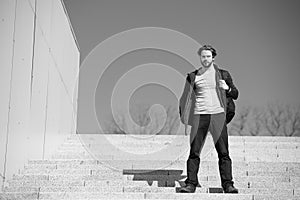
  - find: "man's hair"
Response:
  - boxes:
[197,45,217,58]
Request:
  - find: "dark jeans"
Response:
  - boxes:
[185,113,234,189]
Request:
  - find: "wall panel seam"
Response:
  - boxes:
[42,69,50,160]
[26,0,78,128]
[29,0,37,109]
[2,0,18,185]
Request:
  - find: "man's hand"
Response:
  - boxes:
[219,80,229,90]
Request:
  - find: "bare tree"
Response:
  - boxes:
[248,108,263,136]
[156,105,180,135]
[105,102,300,136]
[263,103,285,136]
[104,114,126,134]
[230,106,250,136]
[104,104,180,135]
[281,104,300,136]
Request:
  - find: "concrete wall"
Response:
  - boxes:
[0,0,79,186]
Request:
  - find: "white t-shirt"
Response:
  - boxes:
[194,66,224,114]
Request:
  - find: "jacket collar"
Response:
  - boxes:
[191,63,219,81]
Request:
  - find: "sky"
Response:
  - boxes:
[63,0,300,134]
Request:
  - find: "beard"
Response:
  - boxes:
[201,60,213,68]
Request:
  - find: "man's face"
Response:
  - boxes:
[200,50,213,68]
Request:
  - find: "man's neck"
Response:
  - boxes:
[198,63,214,74]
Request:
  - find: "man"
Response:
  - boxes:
[179,45,239,193]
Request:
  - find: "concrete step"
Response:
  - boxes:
[25,159,300,170]
[37,191,299,200]
[0,192,38,200]
[20,165,300,178]
[51,144,300,162]
[60,143,299,159]
[37,192,254,200]
[71,134,300,143]
[12,174,126,182]
[9,174,291,185]
[36,192,145,199]
[3,135,300,200]
[20,168,123,175]
[13,171,296,187]
[59,144,300,154]
[4,183,298,193]
[73,137,300,145]
[6,177,298,191]
[1,190,299,200]
[143,193,295,200]
[58,141,300,151]
[4,182,297,195]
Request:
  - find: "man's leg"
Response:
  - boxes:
[216,124,234,189]
[210,113,236,192]
[185,114,210,187]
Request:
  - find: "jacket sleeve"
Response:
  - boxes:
[225,71,239,100]
[179,74,191,119]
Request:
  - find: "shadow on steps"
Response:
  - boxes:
[123,169,185,187]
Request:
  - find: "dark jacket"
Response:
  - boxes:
[219,69,239,123]
[179,64,238,128]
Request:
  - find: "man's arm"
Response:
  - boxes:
[224,71,239,100]
[179,74,191,116]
